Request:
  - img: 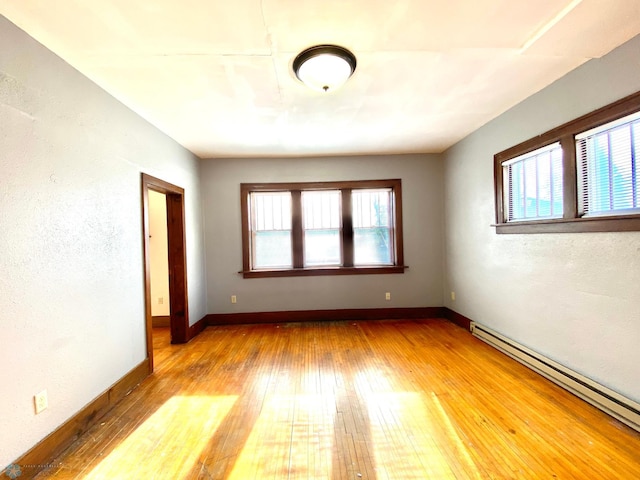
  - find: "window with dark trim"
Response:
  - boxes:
[240,179,405,278]
[494,91,640,234]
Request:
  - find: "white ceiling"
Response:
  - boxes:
[2,1,640,158]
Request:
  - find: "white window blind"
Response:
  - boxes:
[576,111,640,216]
[503,142,563,222]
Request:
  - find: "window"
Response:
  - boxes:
[352,189,394,265]
[302,190,342,266]
[503,142,563,221]
[494,91,640,233]
[250,192,292,268]
[240,180,405,278]
[577,111,640,217]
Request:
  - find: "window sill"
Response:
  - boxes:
[493,214,640,234]
[240,265,408,279]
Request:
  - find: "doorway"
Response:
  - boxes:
[141,174,189,372]
[148,190,171,327]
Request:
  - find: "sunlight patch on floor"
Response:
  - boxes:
[228,393,336,479]
[367,392,469,479]
[430,392,483,479]
[81,395,237,479]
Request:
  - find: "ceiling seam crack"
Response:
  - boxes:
[259,0,284,108]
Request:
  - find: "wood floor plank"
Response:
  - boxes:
[32,319,640,479]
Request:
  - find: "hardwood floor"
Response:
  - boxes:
[35,319,640,479]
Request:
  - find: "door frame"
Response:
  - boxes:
[141,173,189,372]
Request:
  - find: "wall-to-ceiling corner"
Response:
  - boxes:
[0,16,207,468]
[201,154,445,314]
[442,34,640,404]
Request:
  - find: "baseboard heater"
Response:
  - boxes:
[470,322,640,433]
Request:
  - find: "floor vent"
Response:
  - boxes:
[470,322,640,432]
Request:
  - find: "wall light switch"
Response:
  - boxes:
[231,295,237,304]
[451,291,456,301]
[385,292,391,301]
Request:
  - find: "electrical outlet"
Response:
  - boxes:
[34,390,48,414]
[451,291,456,301]
[158,297,164,305]
[231,295,237,304]
[385,292,391,301]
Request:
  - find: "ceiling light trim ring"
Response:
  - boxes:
[293,44,357,92]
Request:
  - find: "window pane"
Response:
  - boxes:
[354,228,391,265]
[538,156,552,217]
[635,123,640,208]
[302,190,341,266]
[254,231,292,268]
[302,191,341,229]
[504,143,563,221]
[352,189,393,265]
[352,189,391,228]
[304,230,341,266]
[578,112,640,215]
[551,148,564,216]
[251,192,292,268]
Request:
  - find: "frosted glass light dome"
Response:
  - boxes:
[293,45,357,93]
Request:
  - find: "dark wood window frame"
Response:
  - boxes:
[494,91,640,234]
[240,179,406,278]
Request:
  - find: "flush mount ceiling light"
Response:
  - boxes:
[293,45,357,93]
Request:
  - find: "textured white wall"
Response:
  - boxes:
[0,17,206,466]
[202,154,444,313]
[443,34,640,403]
[149,191,170,317]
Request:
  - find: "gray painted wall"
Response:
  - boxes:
[0,17,207,466]
[201,154,444,313]
[443,34,640,404]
